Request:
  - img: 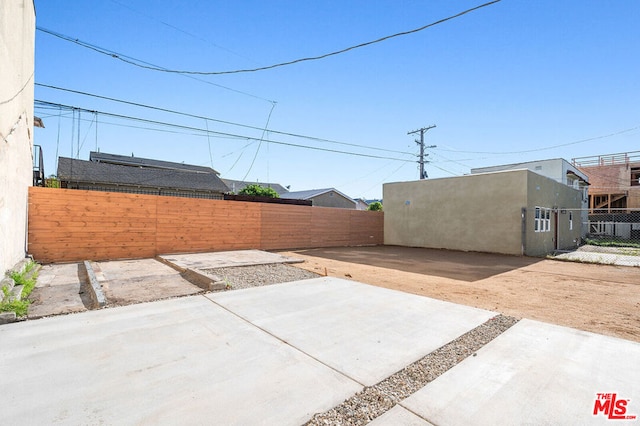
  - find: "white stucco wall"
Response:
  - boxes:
[0,1,35,272]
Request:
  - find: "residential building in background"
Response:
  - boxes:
[573,151,640,211]
[573,151,640,242]
[57,152,229,199]
[471,158,589,202]
[472,158,589,236]
[222,178,289,196]
[0,0,36,272]
[283,188,357,209]
[354,198,369,210]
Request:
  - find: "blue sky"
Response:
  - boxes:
[33,0,640,199]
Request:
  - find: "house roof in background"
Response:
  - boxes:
[58,157,229,193]
[283,188,356,205]
[222,179,289,195]
[89,151,219,175]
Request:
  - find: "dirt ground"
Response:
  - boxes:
[279,246,640,343]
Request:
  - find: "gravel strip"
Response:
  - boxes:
[305,314,519,426]
[201,263,321,291]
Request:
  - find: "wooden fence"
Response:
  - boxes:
[28,187,383,263]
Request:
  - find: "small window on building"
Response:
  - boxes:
[535,206,551,233]
[545,209,551,232]
[631,168,640,186]
[569,211,573,231]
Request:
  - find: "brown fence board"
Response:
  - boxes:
[260,204,313,250]
[28,187,383,263]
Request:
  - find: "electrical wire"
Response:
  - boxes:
[437,125,640,155]
[242,102,277,181]
[35,100,413,162]
[361,160,413,194]
[37,1,501,75]
[429,163,459,176]
[204,119,214,169]
[35,83,414,156]
[34,106,246,140]
[108,0,255,63]
[36,28,275,104]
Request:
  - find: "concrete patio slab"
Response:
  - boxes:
[95,258,202,306]
[0,296,361,425]
[28,263,89,318]
[158,249,303,271]
[208,277,496,386]
[369,405,434,425]
[401,319,640,425]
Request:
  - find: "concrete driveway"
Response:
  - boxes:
[2,277,639,425]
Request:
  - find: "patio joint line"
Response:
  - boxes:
[201,295,366,387]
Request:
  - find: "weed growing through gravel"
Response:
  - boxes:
[0,260,39,317]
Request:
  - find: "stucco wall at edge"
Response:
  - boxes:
[524,172,582,256]
[0,0,35,272]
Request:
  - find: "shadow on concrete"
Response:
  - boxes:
[289,245,543,282]
[77,263,94,310]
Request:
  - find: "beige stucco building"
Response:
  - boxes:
[0,0,36,272]
[383,169,583,257]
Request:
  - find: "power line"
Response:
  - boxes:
[361,160,414,194]
[38,1,501,76]
[408,125,436,179]
[242,102,277,181]
[35,100,413,162]
[108,0,253,62]
[35,83,413,156]
[34,107,243,139]
[36,27,275,104]
[429,163,459,176]
[437,126,640,155]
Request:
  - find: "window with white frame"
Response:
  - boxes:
[534,207,551,232]
[569,211,573,231]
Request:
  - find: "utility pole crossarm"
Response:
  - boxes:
[407,125,436,180]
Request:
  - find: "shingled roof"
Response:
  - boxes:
[282,188,353,201]
[89,151,220,175]
[58,157,229,193]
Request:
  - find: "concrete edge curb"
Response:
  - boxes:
[155,256,226,291]
[0,276,15,303]
[83,261,107,309]
[181,268,226,292]
[0,311,17,325]
[154,256,186,273]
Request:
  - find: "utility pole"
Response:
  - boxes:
[408,125,436,179]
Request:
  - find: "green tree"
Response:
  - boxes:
[367,201,383,211]
[238,184,279,198]
[45,175,61,188]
